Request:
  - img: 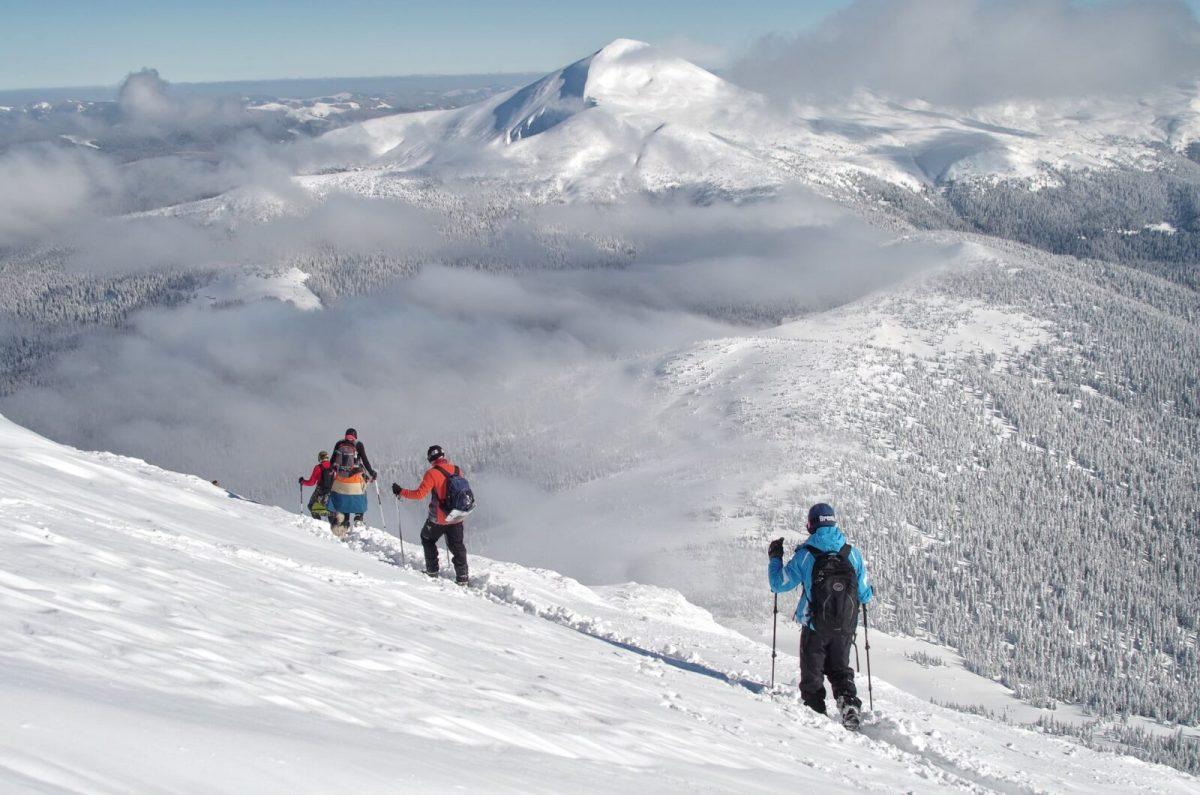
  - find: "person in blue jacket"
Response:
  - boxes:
[769,502,873,717]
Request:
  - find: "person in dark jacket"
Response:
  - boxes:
[393,445,469,584]
[328,428,378,533]
[298,451,334,520]
[769,503,873,721]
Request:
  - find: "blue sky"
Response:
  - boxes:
[0,0,849,90]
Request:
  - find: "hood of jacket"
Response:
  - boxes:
[801,524,847,554]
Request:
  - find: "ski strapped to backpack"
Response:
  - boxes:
[804,543,860,636]
[434,464,476,522]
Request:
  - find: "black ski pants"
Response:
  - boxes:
[799,626,860,713]
[421,520,468,581]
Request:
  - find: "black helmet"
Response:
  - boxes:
[807,502,836,531]
[426,445,445,462]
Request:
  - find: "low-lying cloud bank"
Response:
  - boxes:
[732,0,1200,105]
[0,49,955,582]
[0,185,950,568]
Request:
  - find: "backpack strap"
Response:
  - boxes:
[802,544,852,560]
[434,464,459,479]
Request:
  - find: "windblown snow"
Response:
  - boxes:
[0,415,1193,793]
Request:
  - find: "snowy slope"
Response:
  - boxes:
[0,415,1195,793]
[195,266,322,311]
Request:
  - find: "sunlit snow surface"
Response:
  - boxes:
[0,415,1193,793]
[196,266,322,311]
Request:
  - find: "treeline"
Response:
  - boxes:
[847,152,1200,291]
[0,246,207,394]
[944,166,1200,279]
[1037,715,1199,775]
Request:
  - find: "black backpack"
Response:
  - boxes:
[435,464,476,520]
[331,440,360,476]
[805,543,860,636]
[318,461,336,490]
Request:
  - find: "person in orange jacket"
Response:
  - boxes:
[392,445,469,584]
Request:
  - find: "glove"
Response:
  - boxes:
[297,477,305,485]
[391,482,403,496]
[768,538,784,559]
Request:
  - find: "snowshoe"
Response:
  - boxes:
[837,697,861,732]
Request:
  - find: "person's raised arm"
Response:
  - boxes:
[397,467,439,501]
[852,548,873,604]
[356,441,377,480]
[769,543,809,594]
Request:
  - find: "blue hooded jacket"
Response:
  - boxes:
[768,524,873,629]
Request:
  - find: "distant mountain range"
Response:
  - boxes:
[0,72,543,107]
[164,38,1196,278]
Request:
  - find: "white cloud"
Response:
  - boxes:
[732,0,1200,105]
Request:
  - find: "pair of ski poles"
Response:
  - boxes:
[769,596,873,712]
[372,477,406,559]
[300,479,407,559]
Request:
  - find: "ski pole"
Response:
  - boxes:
[299,483,304,516]
[770,593,779,689]
[862,603,874,712]
[373,479,389,536]
[395,495,405,560]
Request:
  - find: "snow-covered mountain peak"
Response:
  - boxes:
[319,38,748,163]
[459,38,738,145]
[593,37,650,58]
[583,38,735,112]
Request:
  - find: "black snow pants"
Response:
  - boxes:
[421,520,468,582]
[799,626,860,713]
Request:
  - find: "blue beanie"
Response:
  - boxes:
[807,503,836,529]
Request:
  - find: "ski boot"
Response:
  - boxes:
[837,696,861,732]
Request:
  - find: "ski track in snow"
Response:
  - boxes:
[0,415,1193,793]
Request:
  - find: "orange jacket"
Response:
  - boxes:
[400,459,461,525]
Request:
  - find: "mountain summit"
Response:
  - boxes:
[491,38,735,143]
[321,39,768,193]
